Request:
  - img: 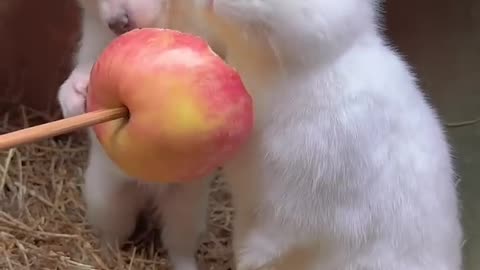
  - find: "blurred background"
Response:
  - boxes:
[386,1,479,268]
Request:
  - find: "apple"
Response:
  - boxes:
[86,28,253,183]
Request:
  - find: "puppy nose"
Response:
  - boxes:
[107,15,134,35]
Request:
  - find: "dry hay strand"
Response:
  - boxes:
[0,106,234,269]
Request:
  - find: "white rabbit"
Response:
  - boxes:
[191,0,464,269]
[57,1,225,269]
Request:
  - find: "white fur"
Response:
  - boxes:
[193,0,464,269]
[57,1,225,269]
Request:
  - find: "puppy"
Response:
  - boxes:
[192,0,464,269]
[57,1,224,269]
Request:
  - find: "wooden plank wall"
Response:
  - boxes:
[0,0,80,117]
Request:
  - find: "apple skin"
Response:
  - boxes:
[86,28,253,183]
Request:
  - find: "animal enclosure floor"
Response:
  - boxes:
[0,108,234,270]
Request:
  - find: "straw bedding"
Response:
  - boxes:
[0,106,234,269]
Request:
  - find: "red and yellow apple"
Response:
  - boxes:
[86,28,253,183]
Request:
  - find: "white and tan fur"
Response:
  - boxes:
[190,0,463,269]
[57,1,225,269]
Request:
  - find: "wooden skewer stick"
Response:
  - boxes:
[0,107,129,151]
